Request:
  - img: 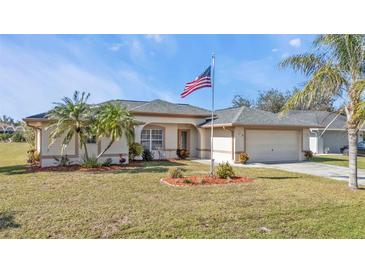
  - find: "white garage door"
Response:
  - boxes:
[246,130,299,162]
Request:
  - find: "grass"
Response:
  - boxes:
[311,154,365,169]
[1,143,365,238]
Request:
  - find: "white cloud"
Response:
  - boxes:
[271,48,278,52]
[109,43,124,51]
[108,38,148,66]
[0,42,157,119]
[129,39,146,63]
[117,68,175,102]
[289,38,301,48]
[145,34,163,43]
[218,55,299,92]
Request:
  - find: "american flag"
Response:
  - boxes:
[181,66,212,98]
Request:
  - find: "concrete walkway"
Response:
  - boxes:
[193,160,365,185]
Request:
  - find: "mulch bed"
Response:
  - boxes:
[27,161,143,173]
[161,175,254,187]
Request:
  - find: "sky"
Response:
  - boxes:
[0,34,317,120]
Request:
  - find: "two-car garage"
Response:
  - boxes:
[245,129,301,163]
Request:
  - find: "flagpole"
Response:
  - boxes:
[210,53,215,176]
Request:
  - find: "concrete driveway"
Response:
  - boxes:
[194,159,365,185]
[252,162,365,185]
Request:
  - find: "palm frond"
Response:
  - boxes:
[352,79,365,97]
[279,53,324,76]
[315,34,365,79]
[93,103,138,158]
[282,64,346,112]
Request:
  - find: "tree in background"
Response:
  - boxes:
[232,95,254,108]
[232,87,336,112]
[0,115,16,125]
[287,87,335,111]
[280,34,365,189]
[256,88,287,113]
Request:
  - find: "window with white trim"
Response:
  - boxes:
[141,129,163,150]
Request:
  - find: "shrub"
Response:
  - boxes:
[238,152,249,164]
[103,158,113,167]
[54,155,72,167]
[119,154,127,164]
[11,131,26,142]
[27,149,40,165]
[34,151,40,162]
[216,162,235,179]
[24,127,36,148]
[304,150,313,159]
[183,179,193,184]
[169,168,184,178]
[82,156,100,168]
[142,149,154,161]
[129,142,143,161]
[176,148,189,159]
[0,133,12,142]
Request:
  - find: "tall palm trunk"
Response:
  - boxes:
[80,134,89,161]
[348,127,359,189]
[96,139,114,159]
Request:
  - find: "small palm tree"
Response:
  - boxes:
[47,91,92,160]
[94,103,138,159]
[280,34,365,189]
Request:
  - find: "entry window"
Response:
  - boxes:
[181,131,188,149]
[141,129,163,150]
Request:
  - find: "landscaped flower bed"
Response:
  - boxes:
[161,175,254,187]
[27,162,143,173]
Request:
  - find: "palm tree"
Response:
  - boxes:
[47,91,92,160]
[94,103,138,159]
[280,34,365,189]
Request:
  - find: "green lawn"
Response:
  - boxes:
[1,143,365,238]
[311,154,365,169]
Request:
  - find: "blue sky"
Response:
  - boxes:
[0,34,316,120]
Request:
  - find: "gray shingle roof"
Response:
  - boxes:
[118,99,210,116]
[24,112,48,119]
[200,106,320,127]
[24,99,210,120]
[283,110,347,129]
[100,99,147,110]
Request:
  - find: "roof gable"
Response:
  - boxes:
[200,106,320,127]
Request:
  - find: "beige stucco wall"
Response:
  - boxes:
[196,127,233,162]
[232,127,309,162]
[41,125,76,156]
[39,124,128,167]
[212,128,233,162]
[33,114,311,166]
[233,127,245,159]
[36,128,41,153]
[134,115,204,159]
[302,128,310,158]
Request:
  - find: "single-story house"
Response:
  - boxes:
[24,99,319,167]
[284,110,365,154]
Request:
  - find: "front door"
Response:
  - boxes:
[178,129,190,150]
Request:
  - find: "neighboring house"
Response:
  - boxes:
[24,99,318,167]
[0,122,15,133]
[284,110,365,154]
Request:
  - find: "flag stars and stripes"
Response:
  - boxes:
[181,66,212,98]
